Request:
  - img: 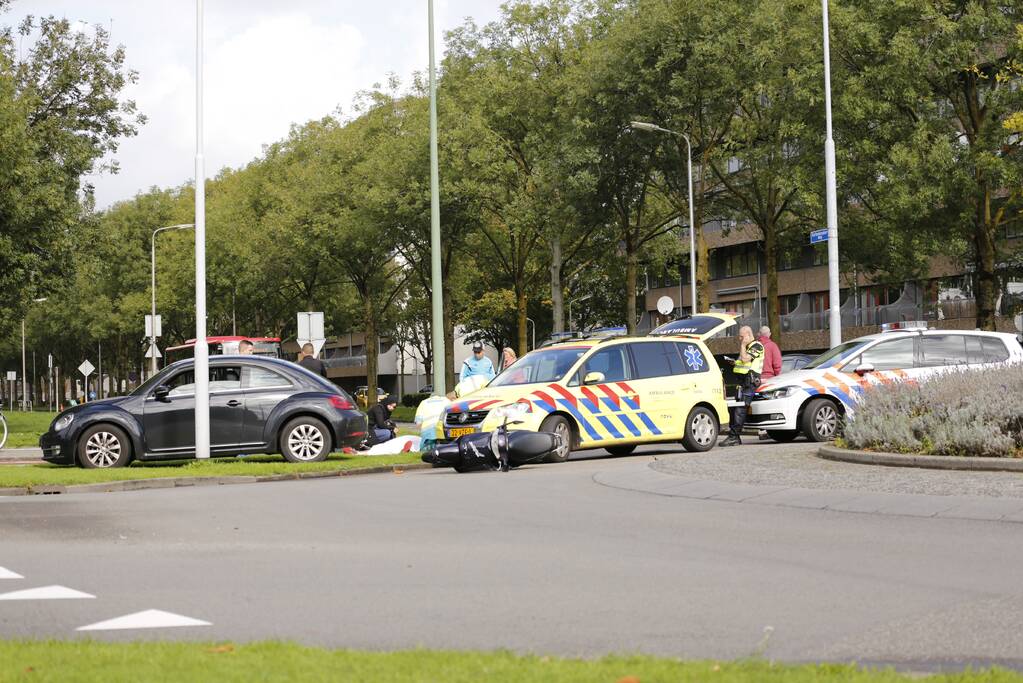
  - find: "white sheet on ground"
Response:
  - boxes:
[364,435,421,455]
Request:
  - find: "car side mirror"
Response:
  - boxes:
[854,363,875,376]
[154,385,171,401]
[583,371,605,386]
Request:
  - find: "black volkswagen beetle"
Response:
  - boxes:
[40,357,368,468]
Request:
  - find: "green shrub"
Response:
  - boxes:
[844,364,1023,457]
[401,393,427,408]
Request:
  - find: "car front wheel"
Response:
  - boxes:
[78,424,132,469]
[682,406,718,452]
[280,416,331,462]
[801,399,840,442]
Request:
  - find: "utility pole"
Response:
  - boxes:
[822,0,842,347]
[194,0,210,458]
[428,0,446,395]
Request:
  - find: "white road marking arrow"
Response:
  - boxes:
[0,585,94,600]
[77,609,212,631]
[0,567,24,580]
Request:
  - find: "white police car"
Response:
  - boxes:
[748,322,1023,442]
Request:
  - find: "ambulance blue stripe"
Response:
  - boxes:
[557,399,602,441]
[621,395,640,410]
[596,416,623,439]
[615,413,642,437]
[581,398,601,414]
[600,397,620,412]
[636,412,662,436]
[533,399,556,413]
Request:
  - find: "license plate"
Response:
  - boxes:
[447,427,477,438]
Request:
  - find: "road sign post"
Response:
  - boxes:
[5,371,15,412]
[810,228,829,245]
[78,360,95,403]
[297,312,326,358]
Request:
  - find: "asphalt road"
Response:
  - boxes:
[2,444,1022,672]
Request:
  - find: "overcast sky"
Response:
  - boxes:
[8,1,505,208]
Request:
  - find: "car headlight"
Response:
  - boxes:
[53,413,74,431]
[759,386,799,400]
[491,401,533,420]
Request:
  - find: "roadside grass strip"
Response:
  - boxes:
[0,452,421,489]
[0,643,1019,683]
[2,412,57,448]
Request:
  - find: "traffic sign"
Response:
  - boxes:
[297,312,326,357]
[144,344,162,359]
[47,353,53,370]
[810,228,829,245]
[78,360,95,378]
[145,314,162,338]
[5,371,15,381]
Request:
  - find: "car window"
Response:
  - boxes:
[853,337,916,371]
[919,335,967,367]
[574,346,632,384]
[675,342,710,374]
[491,347,588,387]
[628,342,683,379]
[245,366,293,389]
[164,366,242,396]
[981,337,1010,363]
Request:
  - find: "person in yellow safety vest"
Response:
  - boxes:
[721,325,765,447]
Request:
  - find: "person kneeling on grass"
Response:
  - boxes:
[367,394,399,446]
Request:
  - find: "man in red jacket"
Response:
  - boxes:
[758,326,783,380]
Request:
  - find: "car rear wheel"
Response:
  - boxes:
[682,406,718,452]
[78,424,132,469]
[605,445,637,457]
[801,399,840,442]
[767,429,800,443]
[281,417,331,462]
[540,415,573,463]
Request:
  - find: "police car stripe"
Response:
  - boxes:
[615,413,643,437]
[596,416,624,439]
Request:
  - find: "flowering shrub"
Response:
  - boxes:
[843,364,1023,457]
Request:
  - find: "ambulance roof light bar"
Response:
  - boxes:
[880,321,929,332]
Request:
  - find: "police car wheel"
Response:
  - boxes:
[767,429,799,443]
[801,398,840,442]
[682,406,718,452]
[540,415,573,463]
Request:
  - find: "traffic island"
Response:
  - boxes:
[818,446,1023,472]
[0,453,428,496]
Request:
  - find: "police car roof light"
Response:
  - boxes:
[880,321,928,333]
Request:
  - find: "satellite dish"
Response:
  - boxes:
[656,296,675,316]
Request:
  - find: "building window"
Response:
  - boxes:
[779,294,801,315]
[811,244,827,267]
[719,244,759,278]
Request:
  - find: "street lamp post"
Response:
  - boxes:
[194,0,210,459]
[428,0,446,395]
[21,297,47,411]
[150,223,195,376]
[822,0,842,347]
[525,317,536,351]
[631,121,698,316]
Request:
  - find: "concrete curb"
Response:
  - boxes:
[818,446,1023,472]
[0,462,431,497]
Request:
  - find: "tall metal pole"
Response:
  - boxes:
[151,231,158,377]
[21,319,26,411]
[194,0,210,458]
[428,0,446,395]
[822,0,841,348]
[683,134,697,315]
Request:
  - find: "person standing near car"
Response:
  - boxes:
[722,326,765,447]
[757,326,782,380]
[460,342,496,382]
[297,343,327,377]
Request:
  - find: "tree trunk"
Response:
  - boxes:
[363,292,379,408]
[695,151,711,312]
[625,240,638,335]
[550,236,564,334]
[975,187,998,331]
[764,221,780,336]
[442,278,456,392]
[516,285,528,357]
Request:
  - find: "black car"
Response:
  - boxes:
[40,357,367,468]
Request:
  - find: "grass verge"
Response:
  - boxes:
[1,411,57,448]
[0,452,421,488]
[1,642,1019,683]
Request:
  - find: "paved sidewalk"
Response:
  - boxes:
[595,449,1023,523]
[0,448,42,464]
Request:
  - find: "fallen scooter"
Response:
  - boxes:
[422,420,562,473]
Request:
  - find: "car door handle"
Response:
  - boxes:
[227,399,242,407]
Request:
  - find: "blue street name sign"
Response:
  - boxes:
[810,228,829,244]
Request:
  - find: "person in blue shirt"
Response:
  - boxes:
[460,342,496,383]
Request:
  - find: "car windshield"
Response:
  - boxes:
[488,347,588,387]
[803,340,868,369]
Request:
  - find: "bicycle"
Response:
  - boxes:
[0,409,7,449]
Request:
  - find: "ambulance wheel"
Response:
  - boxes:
[767,429,799,443]
[682,406,718,452]
[801,398,840,442]
[605,445,636,457]
[541,415,573,463]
